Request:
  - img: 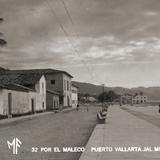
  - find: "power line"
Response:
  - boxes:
[59,0,75,27]
[43,0,97,81]
[59,0,104,85]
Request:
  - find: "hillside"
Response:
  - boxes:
[72,81,130,96]
[72,81,160,100]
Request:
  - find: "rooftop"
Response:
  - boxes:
[7,68,73,78]
[0,73,44,89]
[0,83,35,92]
[72,83,79,88]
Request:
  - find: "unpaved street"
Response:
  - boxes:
[0,105,100,160]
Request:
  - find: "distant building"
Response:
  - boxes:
[132,95,148,104]
[71,84,78,108]
[87,97,97,102]
[80,96,97,103]
[120,93,133,105]
[0,74,46,117]
[120,92,148,105]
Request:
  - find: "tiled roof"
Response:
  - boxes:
[0,73,43,89]
[71,83,79,88]
[0,67,5,70]
[0,83,35,92]
[7,68,73,78]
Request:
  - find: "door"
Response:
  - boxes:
[8,93,12,115]
[31,98,35,114]
[67,96,70,107]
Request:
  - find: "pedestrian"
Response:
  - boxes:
[86,105,89,112]
[77,103,79,111]
[159,104,160,113]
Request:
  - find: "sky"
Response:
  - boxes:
[0,0,160,88]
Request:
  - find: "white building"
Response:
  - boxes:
[8,69,73,109]
[71,84,78,108]
[0,73,46,117]
[0,84,34,117]
[46,90,60,110]
[132,95,148,104]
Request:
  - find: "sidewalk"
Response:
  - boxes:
[79,105,160,160]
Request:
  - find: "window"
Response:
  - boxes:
[42,102,45,109]
[67,81,69,91]
[42,82,45,96]
[64,79,66,90]
[51,80,55,85]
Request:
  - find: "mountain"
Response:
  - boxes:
[72,81,130,96]
[131,87,160,100]
[72,81,160,100]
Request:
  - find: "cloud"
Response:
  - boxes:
[1,0,160,86]
[145,11,158,16]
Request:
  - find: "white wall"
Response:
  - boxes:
[0,90,3,115]
[71,86,78,108]
[35,75,46,111]
[0,75,47,116]
[63,74,72,107]
[0,89,32,115]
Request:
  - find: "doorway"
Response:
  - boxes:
[31,98,35,114]
[67,96,70,107]
[8,93,12,116]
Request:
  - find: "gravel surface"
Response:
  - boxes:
[0,105,100,160]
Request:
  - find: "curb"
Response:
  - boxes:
[0,111,54,128]
[79,124,105,160]
[61,108,76,113]
[0,108,76,128]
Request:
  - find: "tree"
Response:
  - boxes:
[140,91,143,96]
[0,18,7,46]
[98,90,120,102]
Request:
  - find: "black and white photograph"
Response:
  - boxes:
[0,0,160,159]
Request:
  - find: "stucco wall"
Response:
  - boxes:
[0,90,3,115]
[45,73,72,107]
[46,73,63,92]
[35,75,46,111]
[53,95,59,109]
[0,75,47,116]
[63,74,72,107]
[46,92,59,110]
[1,89,32,115]
[46,92,53,110]
[71,86,78,108]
